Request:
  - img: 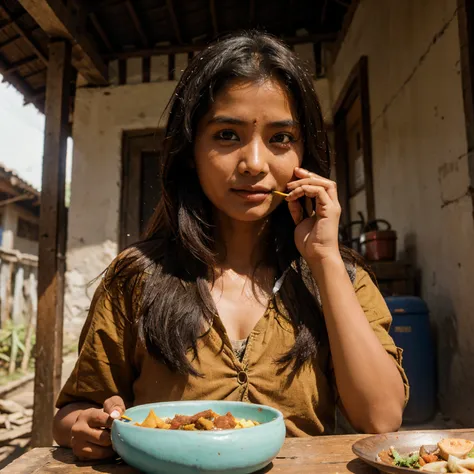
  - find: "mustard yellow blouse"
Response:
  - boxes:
[57,266,409,436]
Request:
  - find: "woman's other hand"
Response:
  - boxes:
[70,396,125,460]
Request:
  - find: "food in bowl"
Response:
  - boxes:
[134,408,259,430]
[111,400,286,473]
[378,438,474,472]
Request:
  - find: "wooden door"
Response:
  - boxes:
[345,96,368,221]
[333,56,375,227]
[120,130,164,250]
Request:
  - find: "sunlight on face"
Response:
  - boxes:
[194,79,304,223]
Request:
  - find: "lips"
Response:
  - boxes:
[231,185,272,193]
[230,186,271,203]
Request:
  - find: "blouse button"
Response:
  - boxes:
[237,371,248,385]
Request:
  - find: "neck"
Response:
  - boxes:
[214,212,270,272]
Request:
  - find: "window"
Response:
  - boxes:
[17,218,39,242]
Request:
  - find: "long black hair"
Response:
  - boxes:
[107,31,365,376]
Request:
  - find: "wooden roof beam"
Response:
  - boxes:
[0,54,42,111]
[166,0,183,44]
[210,0,218,37]
[0,13,25,34]
[0,6,48,65]
[0,25,42,49]
[105,33,339,59]
[1,55,38,77]
[0,194,33,207]
[125,1,149,47]
[17,0,107,84]
[0,33,21,49]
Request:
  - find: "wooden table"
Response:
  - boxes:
[2,434,377,473]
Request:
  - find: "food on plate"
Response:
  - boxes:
[378,438,474,472]
[438,439,474,461]
[133,408,260,431]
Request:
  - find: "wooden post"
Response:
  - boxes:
[31,39,71,448]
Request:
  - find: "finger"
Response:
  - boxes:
[287,176,338,199]
[287,176,333,190]
[294,167,333,184]
[103,396,126,417]
[305,196,314,217]
[287,185,332,208]
[80,409,110,429]
[73,441,116,461]
[71,424,112,447]
[288,199,303,225]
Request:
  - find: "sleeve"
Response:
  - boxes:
[56,280,137,409]
[353,266,410,406]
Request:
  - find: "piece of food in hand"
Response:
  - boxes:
[438,439,474,461]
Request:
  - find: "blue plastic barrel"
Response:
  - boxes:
[385,296,436,424]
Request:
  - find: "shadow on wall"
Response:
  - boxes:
[400,232,422,296]
[434,295,460,421]
[398,233,462,425]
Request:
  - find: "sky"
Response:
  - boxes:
[0,74,72,191]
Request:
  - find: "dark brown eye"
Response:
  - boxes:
[270,133,295,144]
[215,130,239,141]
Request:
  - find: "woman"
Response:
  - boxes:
[53,31,408,460]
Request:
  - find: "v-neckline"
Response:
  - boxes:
[208,291,274,367]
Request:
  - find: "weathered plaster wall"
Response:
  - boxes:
[66,81,178,336]
[331,0,474,424]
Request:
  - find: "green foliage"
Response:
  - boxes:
[0,323,35,374]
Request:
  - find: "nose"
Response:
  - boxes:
[237,136,269,176]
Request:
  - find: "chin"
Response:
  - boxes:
[217,204,275,222]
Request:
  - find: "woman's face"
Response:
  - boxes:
[194,79,304,222]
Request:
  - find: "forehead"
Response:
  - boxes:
[208,79,297,120]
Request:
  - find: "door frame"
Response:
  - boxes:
[457,0,474,214]
[119,129,163,250]
[333,56,375,227]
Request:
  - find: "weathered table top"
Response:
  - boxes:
[3,434,377,473]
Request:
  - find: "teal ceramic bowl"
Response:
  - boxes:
[111,400,285,474]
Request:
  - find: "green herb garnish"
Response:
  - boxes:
[390,447,421,469]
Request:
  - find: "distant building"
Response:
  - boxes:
[0,164,40,256]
